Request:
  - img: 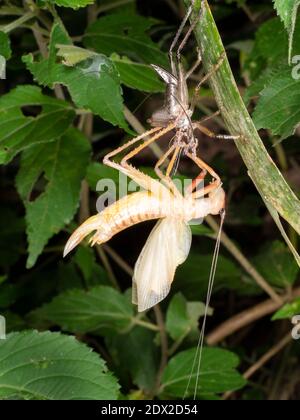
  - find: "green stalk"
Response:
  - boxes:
[0,12,35,33]
[187,0,300,236]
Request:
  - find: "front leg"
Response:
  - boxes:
[104,123,176,197]
[185,152,222,199]
[193,121,241,141]
[154,144,183,198]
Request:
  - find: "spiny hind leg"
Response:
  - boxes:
[103,126,161,169]
[154,144,183,198]
[104,124,175,194]
[190,52,227,111]
[120,123,175,168]
[185,152,222,199]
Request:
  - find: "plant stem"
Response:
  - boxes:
[206,286,300,345]
[133,318,160,332]
[1,11,35,33]
[96,245,120,291]
[187,0,300,235]
[223,333,292,400]
[103,244,133,277]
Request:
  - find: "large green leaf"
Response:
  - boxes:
[29,286,134,334]
[111,54,164,92]
[23,23,128,130]
[252,241,299,288]
[273,0,300,61]
[252,67,300,140]
[0,85,74,164]
[84,13,168,67]
[16,127,91,268]
[56,45,163,93]
[160,347,246,398]
[0,330,119,400]
[245,18,300,138]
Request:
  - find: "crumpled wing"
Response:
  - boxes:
[132,217,192,312]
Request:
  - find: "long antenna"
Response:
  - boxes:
[184,210,225,400]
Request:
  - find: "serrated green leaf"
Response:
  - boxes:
[252,241,299,287]
[0,330,119,400]
[29,286,134,334]
[0,31,11,59]
[41,0,94,8]
[111,54,164,92]
[160,347,246,398]
[23,23,128,130]
[273,0,300,62]
[84,13,168,67]
[55,45,163,92]
[253,67,300,139]
[272,297,300,320]
[16,127,91,268]
[0,85,75,164]
[166,293,211,341]
[244,18,299,82]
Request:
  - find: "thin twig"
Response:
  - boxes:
[223,333,292,400]
[244,334,292,381]
[206,215,283,304]
[206,287,300,345]
[1,11,34,33]
[103,244,133,277]
[133,318,160,332]
[95,245,120,291]
[164,0,180,16]
[79,114,93,223]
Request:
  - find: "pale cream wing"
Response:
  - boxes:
[132,217,192,312]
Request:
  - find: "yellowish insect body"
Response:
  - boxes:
[64,178,225,312]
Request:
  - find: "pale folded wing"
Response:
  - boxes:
[132,217,192,312]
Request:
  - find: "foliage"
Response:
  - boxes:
[0,0,299,401]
